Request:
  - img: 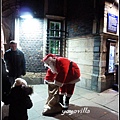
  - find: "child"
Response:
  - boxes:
[4,78,33,120]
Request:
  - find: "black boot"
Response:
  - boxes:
[59,95,64,105]
[64,96,70,110]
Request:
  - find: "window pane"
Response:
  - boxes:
[49,22,61,37]
[56,23,59,29]
[50,23,54,29]
[55,31,59,37]
[50,30,54,36]
[50,40,60,54]
[55,23,60,37]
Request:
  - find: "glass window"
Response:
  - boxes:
[49,40,60,55]
[46,21,62,55]
[49,21,61,37]
[46,20,68,56]
[108,43,116,73]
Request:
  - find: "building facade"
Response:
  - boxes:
[2,0,119,92]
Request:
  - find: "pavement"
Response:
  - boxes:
[27,82,119,120]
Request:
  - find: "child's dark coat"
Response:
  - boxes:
[5,85,33,120]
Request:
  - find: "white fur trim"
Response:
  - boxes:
[44,57,53,64]
[45,78,80,86]
[44,80,54,84]
[59,93,72,97]
[44,80,63,87]
[59,93,65,95]
[54,80,63,87]
[13,78,27,87]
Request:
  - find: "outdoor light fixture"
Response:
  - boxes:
[19,7,33,19]
[20,12,33,19]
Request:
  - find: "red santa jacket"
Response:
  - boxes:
[44,57,80,87]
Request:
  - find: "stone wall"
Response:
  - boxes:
[67,35,101,91]
[66,0,102,92]
[19,18,45,72]
[98,33,119,92]
[66,0,118,92]
[22,72,46,85]
[67,0,95,37]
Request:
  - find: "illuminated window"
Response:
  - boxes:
[46,21,62,56]
[46,20,68,56]
[49,22,61,37]
[106,39,116,73]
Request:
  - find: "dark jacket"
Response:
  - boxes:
[4,49,26,77]
[2,58,11,102]
[5,85,33,120]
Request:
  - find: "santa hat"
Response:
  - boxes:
[12,78,27,87]
[42,54,56,62]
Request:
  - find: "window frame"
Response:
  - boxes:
[46,19,63,56]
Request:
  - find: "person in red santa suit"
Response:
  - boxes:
[42,54,81,116]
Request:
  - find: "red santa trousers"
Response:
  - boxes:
[59,83,75,97]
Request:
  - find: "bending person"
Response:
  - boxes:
[42,54,81,116]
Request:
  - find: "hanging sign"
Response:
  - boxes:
[107,13,118,34]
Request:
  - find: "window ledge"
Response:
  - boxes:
[46,15,65,20]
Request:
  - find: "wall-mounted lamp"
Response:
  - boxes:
[20,12,33,19]
[19,7,33,19]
